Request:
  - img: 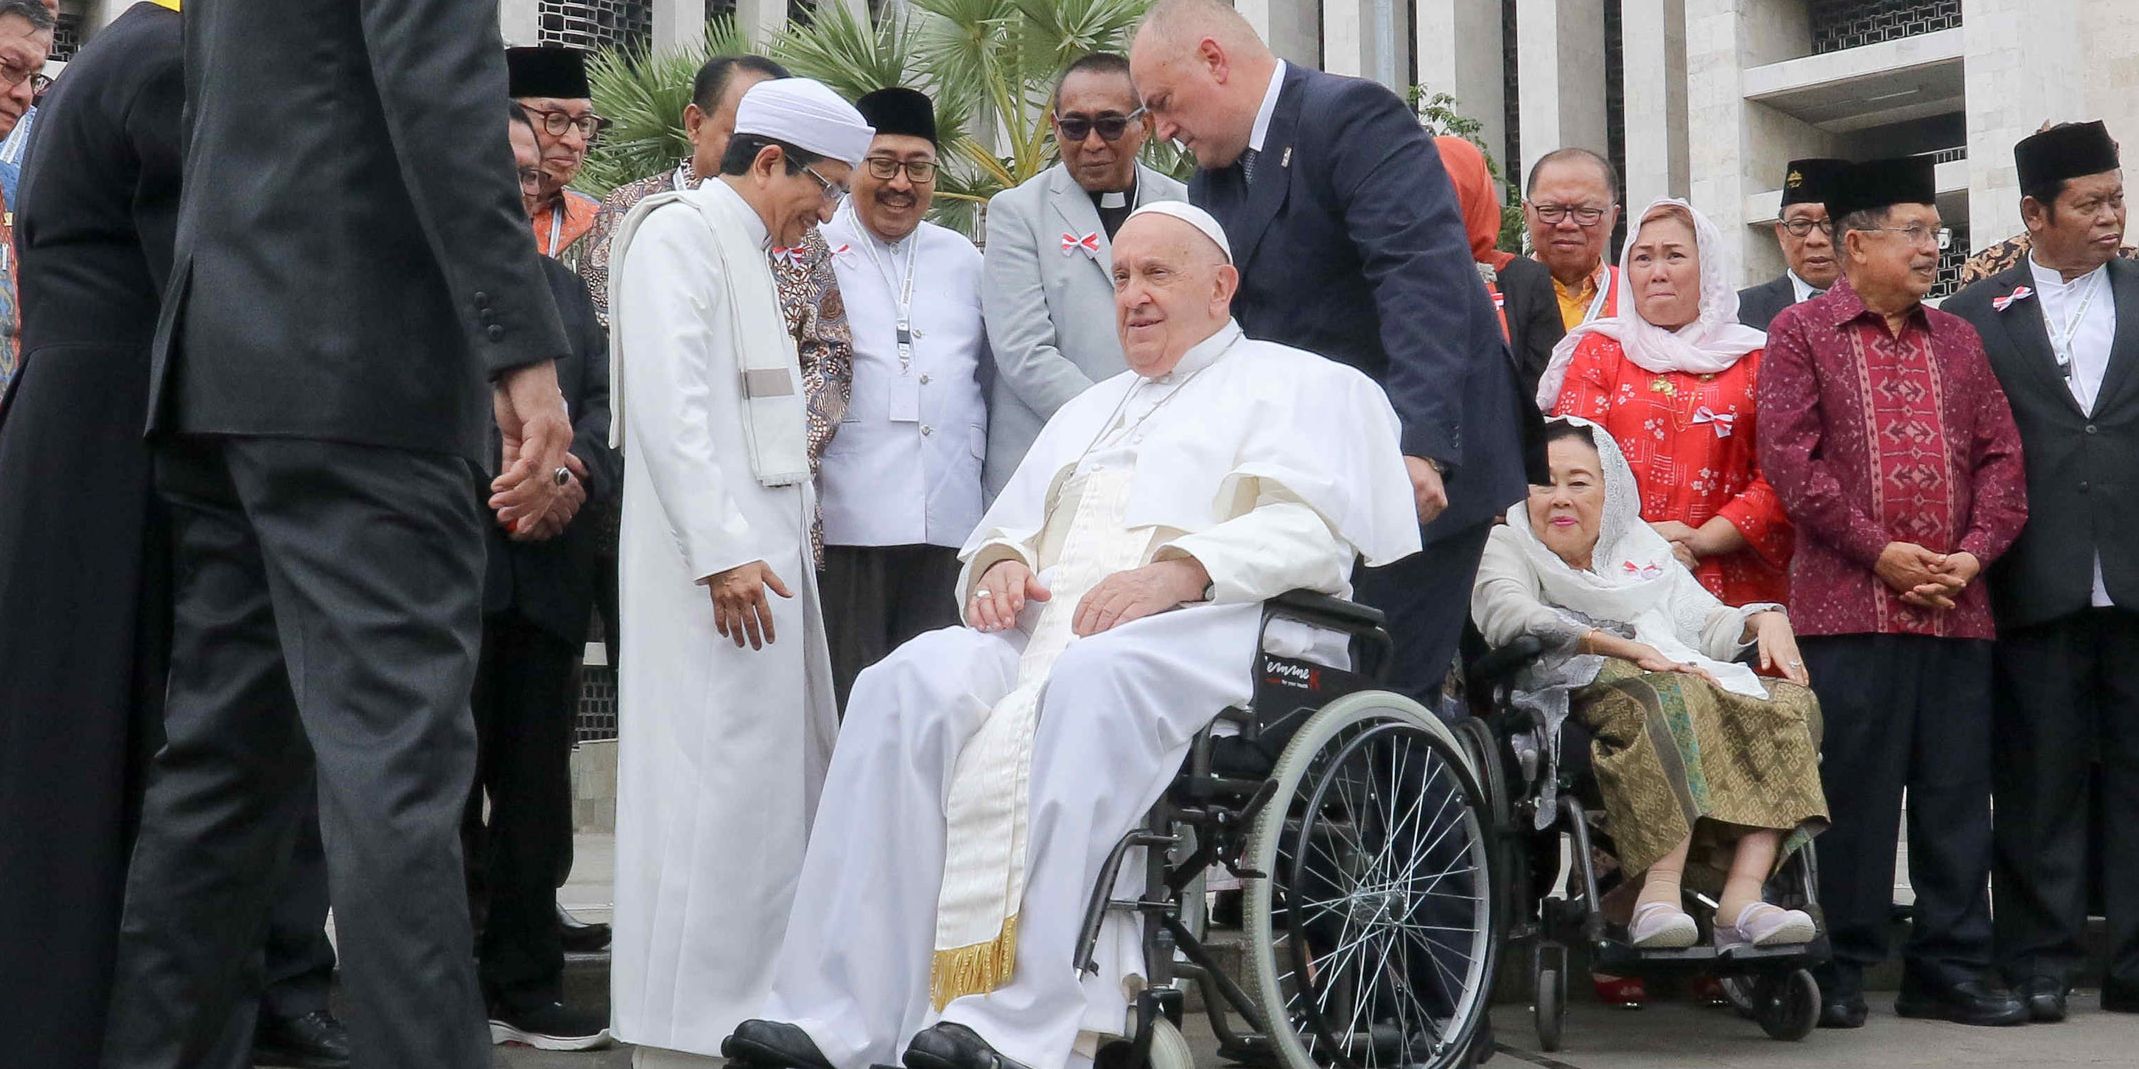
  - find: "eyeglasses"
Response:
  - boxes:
[863,157,938,184]
[521,107,612,143]
[1531,203,1610,227]
[0,63,47,95]
[800,164,848,205]
[1859,224,1953,250]
[1778,218,1832,238]
[1054,108,1148,143]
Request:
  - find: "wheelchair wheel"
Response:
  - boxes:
[1242,692,1499,1069]
[1718,974,1759,1019]
[1751,970,1820,1041]
[1532,962,1565,1053]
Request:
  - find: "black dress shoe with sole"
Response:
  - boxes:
[558,903,613,954]
[1818,997,1867,1029]
[1894,979,2029,1026]
[2016,976,2068,1023]
[253,1010,352,1069]
[903,1022,1034,1069]
[723,1019,837,1069]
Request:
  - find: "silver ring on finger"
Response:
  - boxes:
[976,588,994,598]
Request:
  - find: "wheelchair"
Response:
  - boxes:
[1464,635,1828,1050]
[1081,591,1503,1069]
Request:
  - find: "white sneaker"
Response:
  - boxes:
[1714,901,1817,952]
[1627,902,1700,948]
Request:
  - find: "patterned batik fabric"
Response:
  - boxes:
[1754,275,2028,640]
[1573,657,1828,893]
[1958,233,2139,289]
[1552,333,1794,606]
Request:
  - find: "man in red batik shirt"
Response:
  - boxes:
[1758,155,2030,1031]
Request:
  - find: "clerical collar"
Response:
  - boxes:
[1098,191,1128,209]
[704,179,772,251]
[1144,320,1243,384]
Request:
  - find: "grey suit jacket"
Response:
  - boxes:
[981,162,1187,496]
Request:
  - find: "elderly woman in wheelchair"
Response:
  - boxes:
[1473,418,1828,959]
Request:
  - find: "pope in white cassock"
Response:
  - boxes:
[603,78,874,1066]
[722,202,1421,1069]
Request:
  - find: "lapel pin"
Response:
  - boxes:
[1992,285,2034,312]
[1281,146,1292,168]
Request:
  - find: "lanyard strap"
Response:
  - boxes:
[847,203,922,373]
[2052,270,2104,369]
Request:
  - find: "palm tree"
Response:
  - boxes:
[576,0,1186,238]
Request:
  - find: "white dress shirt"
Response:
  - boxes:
[1248,59,1288,154]
[818,210,990,548]
[2029,254,2119,606]
[1787,269,1824,304]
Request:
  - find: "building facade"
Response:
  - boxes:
[62,0,2139,296]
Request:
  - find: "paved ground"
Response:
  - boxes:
[488,835,2126,1069]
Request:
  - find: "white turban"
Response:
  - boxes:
[1125,201,1233,263]
[734,78,875,167]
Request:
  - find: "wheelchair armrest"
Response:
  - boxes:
[1264,589,1387,632]
[1469,634,1546,686]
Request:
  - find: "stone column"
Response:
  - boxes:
[737,0,791,51]
[1962,0,2085,248]
[1235,0,1321,69]
[1619,0,1689,208]
[498,0,543,46]
[1417,0,1509,186]
[1515,0,1610,183]
[656,0,710,55]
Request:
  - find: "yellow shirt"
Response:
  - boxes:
[1551,262,1617,330]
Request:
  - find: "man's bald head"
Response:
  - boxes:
[1111,211,1239,377]
[1128,0,1277,168]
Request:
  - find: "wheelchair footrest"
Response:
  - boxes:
[1593,933,1831,974]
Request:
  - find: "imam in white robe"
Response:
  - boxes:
[760,322,1420,1069]
[609,179,839,1057]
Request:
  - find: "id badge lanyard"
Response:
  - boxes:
[2053,271,2105,412]
[849,202,924,422]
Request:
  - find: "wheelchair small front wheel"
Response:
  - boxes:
[1533,963,1565,1052]
[1752,970,1821,1041]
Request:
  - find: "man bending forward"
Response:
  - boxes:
[722,203,1419,1069]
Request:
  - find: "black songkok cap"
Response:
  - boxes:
[1780,157,1848,207]
[854,87,938,146]
[1826,155,1938,222]
[508,46,591,100]
[2016,121,2121,191]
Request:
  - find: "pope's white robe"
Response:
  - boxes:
[610,181,839,1057]
[760,324,1419,1069]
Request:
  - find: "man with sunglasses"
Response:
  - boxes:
[509,46,604,269]
[981,52,1185,500]
[1739,157,1848,331]
[815,87,989,708]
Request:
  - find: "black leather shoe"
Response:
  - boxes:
[2104,978,2139,1013]
[1816,966,1866,1029]
[903,1022,1034,1069]
[253,1010,352,1069]
[1818,996,1867,1029]
[1894,979,2028,1026]
[558,903,613,954]
[723,1020,836,1069]
[2017,976,2068,1023]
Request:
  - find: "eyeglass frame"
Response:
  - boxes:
[1777,218,1833,238]
[0,61,47,95]
[1528,202,1613,228]
[520,106,612,143]
[1052,107,1149,144]
[1855,223,1954,251]
[861,156,939,184]
[800,164,850,206]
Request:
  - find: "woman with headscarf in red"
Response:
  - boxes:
[1436,135,1565,398]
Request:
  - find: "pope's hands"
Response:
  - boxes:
[490,362,574,531]
[1072,558,1209,637]
[1404,456,1449,526]
[708,560,791,650]
[967,559,1050,632]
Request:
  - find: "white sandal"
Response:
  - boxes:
[1627,901,1700,948]
[1715,901,1817,951]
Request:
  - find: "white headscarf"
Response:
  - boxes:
[1534,197,1769,410]
[1507,417,1767,698]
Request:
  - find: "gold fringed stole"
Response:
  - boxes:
[929,915,1020,1010]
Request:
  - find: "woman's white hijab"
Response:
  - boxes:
[1507,417,1767,698]
[1534,197,1769,410]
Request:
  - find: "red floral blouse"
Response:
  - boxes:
[1550,333,1794,606]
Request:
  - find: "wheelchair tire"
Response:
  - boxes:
[1144,1016,1195,1069]
[1533,965,1565,1053]
[1241,691,1499,1069]
[1752,970,1821,1041]
[1718,974,1759,1019]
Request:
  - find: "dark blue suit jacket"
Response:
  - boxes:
[1192,65,1531,543]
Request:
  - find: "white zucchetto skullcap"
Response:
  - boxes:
[733,78,876,167]
[1125,201,1233,263]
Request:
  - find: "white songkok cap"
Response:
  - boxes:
[733,78,876,167]
[1125,201,1233,263]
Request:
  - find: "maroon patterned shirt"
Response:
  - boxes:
[1755,276,2028,639]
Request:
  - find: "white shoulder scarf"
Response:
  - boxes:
[606,186,810,486]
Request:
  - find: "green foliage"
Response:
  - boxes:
[1409,86,1526,255]
[576,0,1186,239]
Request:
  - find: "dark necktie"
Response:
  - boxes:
[1241,146,1259,186]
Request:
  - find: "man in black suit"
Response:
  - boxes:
[1131,0,1529,700]
[1738,157,1848,331]
[99,1,577,1066]
[1946,120,2139,1023]
[462,105,621,1052]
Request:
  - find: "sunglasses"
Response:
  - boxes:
[1054,108,1147,144]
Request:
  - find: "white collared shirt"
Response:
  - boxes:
[2028,253,2118,607]
[1248,60,1288,154]
[818,212,990,549]
[1787,270,1824,304]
